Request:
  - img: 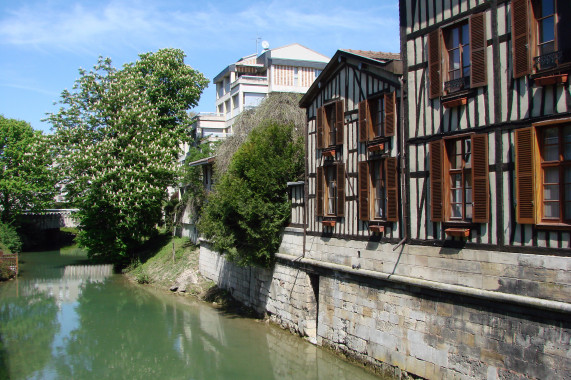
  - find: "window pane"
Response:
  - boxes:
[544,202,560,218]
[452,189,462,203]
[466,203,473,219]
[540,40,556,56]
[543,128,559,161]
[544,166,559,184]
[565,202,571,219]
[448,28,459,48]
[452,49,461,70]
[464,139,471,168]
[544,184,559,200]
[452,173,462,188]
[465,187,472,204]
[462,24,470,45]
[451,204,462,218]
[540,17,555,45]
[541,0,555,18]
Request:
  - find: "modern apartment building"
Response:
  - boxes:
[193,43,329,141]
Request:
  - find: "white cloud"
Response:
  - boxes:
[0,0,400,55]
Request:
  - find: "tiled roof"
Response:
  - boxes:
[341,49,401,61]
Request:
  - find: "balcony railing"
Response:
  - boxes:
[534,50,563,71]
[231,75,268,88]
[444,76,470,93]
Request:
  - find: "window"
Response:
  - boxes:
[516,124,571,224]
[448,138,473,220]
[317,100,344,149]
[443,22,471,92]
[358,92,396,142]
[428,13,487,98]
[512,0,571,77]
[316,163,345,217]
[358,158,399,222]
[430,134,489,223]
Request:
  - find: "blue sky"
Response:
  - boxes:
[0,0,400,133]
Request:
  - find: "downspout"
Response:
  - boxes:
[302,107,310,259]
[393,76,408,252]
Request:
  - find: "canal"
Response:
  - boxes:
[0,249,383,379]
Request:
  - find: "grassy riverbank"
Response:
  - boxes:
[123,233,259,314]
[123,234,213,297]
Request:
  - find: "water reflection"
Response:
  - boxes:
[0,250,381,380]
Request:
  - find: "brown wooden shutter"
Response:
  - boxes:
[316,107,324,149]
[428,29,442,99]
[384,92,396,137]
[512,0,531,78]
[358,161,370,221]
[335,100,344,146]
[430,140,444,221]
[316,166,324,217]
[385,157,399,222]
[470,12,487,88]
[358,100,369,142]
[471,134,489,223]
[336,163,345,217]
[515,128,535,224]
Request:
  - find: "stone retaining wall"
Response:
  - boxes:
[199,235,571,379]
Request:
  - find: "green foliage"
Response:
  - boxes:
[0,115,56,223]
[46,49,208,262]
[0,222,22,253]
[0,260,16,281]
[198,119,304,267]
[175,139,219,228]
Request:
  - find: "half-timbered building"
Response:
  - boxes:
[298,49,403,243]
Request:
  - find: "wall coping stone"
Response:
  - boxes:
[275,253,571,314]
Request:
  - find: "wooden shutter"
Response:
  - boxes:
[384,92,396,137]
[470,12,487,88]
[430,140,444,221]
[335,100,344,146]
[316,166,324,217]
[386,157,399,222]
[358,100,369,142]
[358,161,370,221]
[336,163,345,217]
[428,29,442,99]
[471,134,489,223]
[512,0,530,78]
[515,128,535,224]
[316,107,324,149]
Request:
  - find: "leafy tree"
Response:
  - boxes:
[46,49,208,261]
[198,96,304,266]
[0,116,56,223]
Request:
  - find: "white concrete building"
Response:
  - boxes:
[193,43,329,141]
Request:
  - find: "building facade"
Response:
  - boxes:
[193,43,329,141]
[198,3,571,378]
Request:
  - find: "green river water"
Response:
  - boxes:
[0,249,382,380]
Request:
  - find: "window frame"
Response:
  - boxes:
[317,99,345,149]
[316,163,345,218]
[512,0,569,78]
[517,122,571,225]
[428,12,487,99]
[358,91,396,143]
[430,134,489,223]
[358,157,399,222]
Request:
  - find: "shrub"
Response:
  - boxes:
[0,222,22,253]
[198,120,304,267]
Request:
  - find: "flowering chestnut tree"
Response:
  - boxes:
[46,49,208,261]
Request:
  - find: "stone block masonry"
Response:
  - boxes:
[199,235,571,379]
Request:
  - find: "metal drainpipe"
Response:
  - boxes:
[302,107,309,259]
[393,76,408,252]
